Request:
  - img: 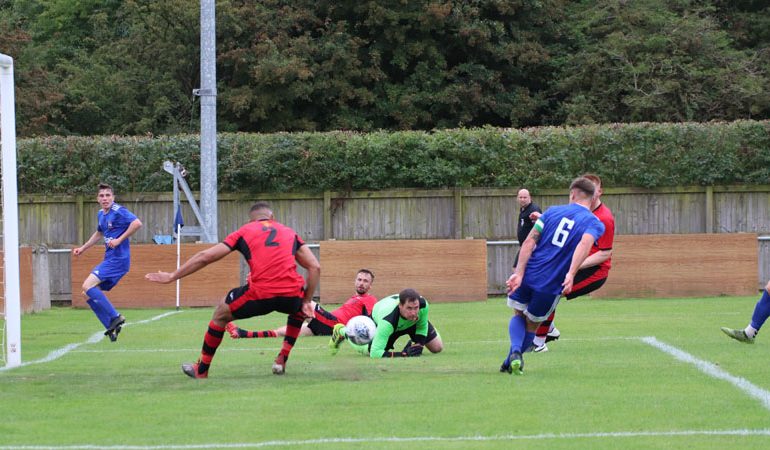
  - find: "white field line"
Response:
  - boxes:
[641,336,770,411]
[1,429,769,449]
[0,311,180,373]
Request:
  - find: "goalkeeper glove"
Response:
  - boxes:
[405,343,424,357]
[401,339,425,357]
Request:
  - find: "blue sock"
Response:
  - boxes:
[508,315,527,355]
[86,287,119,329]
[750,290,770,331]
[521,331,535,353]
[86,298,112,328]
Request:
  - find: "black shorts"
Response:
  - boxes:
[383,321,440,351]
[225,285,303,320]
[307,318,334,335]
[565,266,608,300]
[306,304,340,335]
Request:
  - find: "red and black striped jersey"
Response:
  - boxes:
[223,219,306,299]
[591,202,615,273]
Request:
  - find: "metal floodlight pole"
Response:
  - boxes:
[0,53,21,367]
[195,0,218,243]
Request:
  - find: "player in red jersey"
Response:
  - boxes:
[146,201,320,378]
[226,269,377,338]
[528,173,615,352]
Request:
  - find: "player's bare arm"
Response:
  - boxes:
[295,244,320,318]
[146,243,232,284]
[562,233,597,294]
[507,228,541,292]
[73,231,103,256]
[579,248,612,269]
[514,228,541,275]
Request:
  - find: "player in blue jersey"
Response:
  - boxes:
[501,177,605,375]
[73,183,142,342]
[721,279,770,343]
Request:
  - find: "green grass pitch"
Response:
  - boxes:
[2,295,770,449]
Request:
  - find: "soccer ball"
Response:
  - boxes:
[345,315,376,345]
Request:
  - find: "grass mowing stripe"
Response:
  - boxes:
[1,429,770,449]
[71,335,648,353]
[641,336,770,411]
[0,311,181,373]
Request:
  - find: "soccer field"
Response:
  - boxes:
[2,296,770,449]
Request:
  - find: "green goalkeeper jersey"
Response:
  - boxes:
[369,294,429,358]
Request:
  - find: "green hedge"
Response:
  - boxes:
[17,120,770,194]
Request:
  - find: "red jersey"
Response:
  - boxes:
[223,219,306,299]
[591,203,615,276]
[331,293,378,324]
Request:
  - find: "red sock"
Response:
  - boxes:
[246,330,277,338]
[198,321,225,374]
[278,313,304,359]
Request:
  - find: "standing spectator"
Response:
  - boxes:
[73,183,142,342]
[514,189,542,268]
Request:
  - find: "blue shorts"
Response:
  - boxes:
[507,283,561,322]
[91,258,130,291]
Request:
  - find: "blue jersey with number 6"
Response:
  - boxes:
[524,203,605,295]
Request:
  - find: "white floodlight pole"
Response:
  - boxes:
[197,0,218,243]
[0,53,21,367]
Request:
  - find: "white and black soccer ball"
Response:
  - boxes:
[345,315,376,345]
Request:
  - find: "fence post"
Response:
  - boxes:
[705,186,714,233]
[453,188,464,239]
[76,194,86,244]
[323,190,333,240]
[32,245,51,312]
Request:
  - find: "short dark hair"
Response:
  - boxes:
[250,201,272,213]
[398,288,421,304]
[97,183,113,194]
[358,268,375,281]
[581,173,602,188]
[569,177,595,198]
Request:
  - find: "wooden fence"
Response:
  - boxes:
[14,185,770,245]
[9,185,770,306]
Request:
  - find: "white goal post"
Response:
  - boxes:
[1,52,21,367]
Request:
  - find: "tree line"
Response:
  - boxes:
[17,121,770,194]
[1,0,768,138]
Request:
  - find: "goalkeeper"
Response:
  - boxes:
[330,288,443,358]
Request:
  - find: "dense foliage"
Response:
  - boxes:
[1,1,768,137]
[17,120,770,194]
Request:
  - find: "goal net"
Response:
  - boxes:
[1,52,21,368]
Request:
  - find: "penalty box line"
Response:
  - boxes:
[0,311,181,373]
[641,336,770,411]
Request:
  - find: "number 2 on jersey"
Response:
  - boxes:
[551,217,575,247]
[263,226,279,247]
